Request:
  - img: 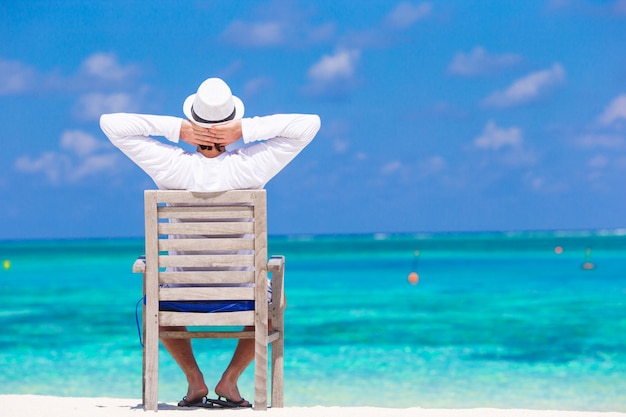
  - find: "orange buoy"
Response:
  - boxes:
[581,247,594,270]
[408,271,419,285]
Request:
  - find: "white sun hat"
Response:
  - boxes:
[183,78,245,127]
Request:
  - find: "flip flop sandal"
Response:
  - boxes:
[206,396,252,408]
[178,396,215,408]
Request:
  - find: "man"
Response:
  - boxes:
[100,77,320,407]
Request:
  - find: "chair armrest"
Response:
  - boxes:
[268,255,285,310]
[132,255,146,273]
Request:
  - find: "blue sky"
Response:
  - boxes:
[1,0,625,240]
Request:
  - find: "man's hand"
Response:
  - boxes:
[207,119,242,146]
[180,119,243,147]
[180,120,213,146]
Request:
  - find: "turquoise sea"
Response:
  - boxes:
[1,230,625,411]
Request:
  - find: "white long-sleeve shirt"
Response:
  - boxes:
[100,113,320,190]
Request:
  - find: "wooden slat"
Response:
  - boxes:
[154,190,262,205]
[160,330,255,339]
[158,254,254,268]
[159,310,255,326]
[158,221,254,236]
[159,330,279,341]
[159,270,255,285]
[159,286,254,301]
[158,205,254,219]
[158,237,254,252]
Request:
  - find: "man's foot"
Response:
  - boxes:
[206,396,252,408]
[178,384,209,406]
[214,381,249,407]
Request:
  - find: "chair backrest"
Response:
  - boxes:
[143,189,268,328]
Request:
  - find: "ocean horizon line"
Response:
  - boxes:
[1,227,625,255]
[1,226,626,245]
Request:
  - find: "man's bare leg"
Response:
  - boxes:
[213,325,255,405]
[160,326,209,404]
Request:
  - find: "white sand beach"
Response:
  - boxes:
[1,395,625,417]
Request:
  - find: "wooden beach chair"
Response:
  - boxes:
[132,189,285,411]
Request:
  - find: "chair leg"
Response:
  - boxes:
[142,295,147,408]
[143,277,159,411]
[271,333,284,407]
[143,331,159,411]
[254,337,268,410]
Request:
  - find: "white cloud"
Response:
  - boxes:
[546,0,573,10]
[502,150,539,167]
[473,122,538,168]
[547,0,626,15]
[474,120,523,150]
[418,156,447,177]
[333,139,349,154]
[243,76,275,96]
[342,2,432,49]
[587,155,609,169]
[385,2,432,29]
[422,155,446,170]
[381,160,403,174]
[79,52,138,82]
[447,46,522,76]
[355,152,368,161]
[615,0,626,14]
[308,49,360,82]
[74,92,140,120]
[305,49,361,97]
[597,94,626,126]
[577,133,625,149]
[60,130,105,157]
[14,130,119,184]
[0,52,140,96]
[522,171,566,193]
[482,63,565,108]
[0,58,37,95]
[220,2,335,48]
[69,154,119,182]
[307,22,336,43]
[14,152,70,184]
[223,21,285,47]
[523,172,546,191]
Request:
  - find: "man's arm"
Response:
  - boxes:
[100,113,182,144]
[100,113,194,189]
[242,114,320,147]
[220,114,321,190]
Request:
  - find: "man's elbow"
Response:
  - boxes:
[312,114,321,133]
[306,114,321,139]
[99,114,113,136]
[99,113,126,146]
